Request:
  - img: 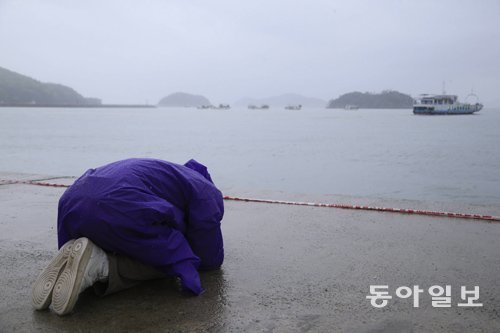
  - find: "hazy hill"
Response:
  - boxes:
[327,91,414,109]
[235,93,327,108]
[0,66,100,105]
[158,92,211,107]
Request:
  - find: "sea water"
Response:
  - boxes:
[1,107,499,206]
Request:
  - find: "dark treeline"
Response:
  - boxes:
[327,90,414,109]
[0,66,100,106]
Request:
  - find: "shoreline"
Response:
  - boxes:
[0,104,156,108]
[2,171,499,220]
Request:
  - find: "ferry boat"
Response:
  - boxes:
[344,104,359,110]
[413,94,483,115]
[285,104,302,110]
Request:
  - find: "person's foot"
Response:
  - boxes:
[31,239,76,310]
[51,237,109,315]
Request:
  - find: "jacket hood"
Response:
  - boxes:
[184,159,214,183]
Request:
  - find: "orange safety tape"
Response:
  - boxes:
[1,179,499,222]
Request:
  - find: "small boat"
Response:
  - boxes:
[344,104,358,110]
[197,104,231,110]
[215,104,230,109]
[413,94,483,115]
[248,104,269,110]
[285,104,302,110]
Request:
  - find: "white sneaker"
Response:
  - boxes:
[51,237,109,315]
[31,240,75,310]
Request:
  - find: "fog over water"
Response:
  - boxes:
[1,107,499,206]
[0,0,499,106]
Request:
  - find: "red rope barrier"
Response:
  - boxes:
[2,179,499,222]
[0,180,70,188]
[223,196,500,222]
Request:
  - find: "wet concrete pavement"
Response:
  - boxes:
[0,174,499,332]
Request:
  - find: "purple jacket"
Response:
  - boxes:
[57,158,224,295]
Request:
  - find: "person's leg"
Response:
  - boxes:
[52,237,108,315]
[51,237,169,315]
[31,240,76,310]
[93,252,167,296]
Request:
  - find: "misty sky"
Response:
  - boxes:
[1,0,499,105]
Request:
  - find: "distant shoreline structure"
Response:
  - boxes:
[0,103,156,108]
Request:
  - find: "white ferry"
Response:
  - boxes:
[413,94,483,115]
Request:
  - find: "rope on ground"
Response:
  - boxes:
[1,179,499,222]
[223,196,500,222]
[0,180,71,188]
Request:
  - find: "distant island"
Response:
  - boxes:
[327,91,414,109]
[235,93,327,108]
[1,66,417,110]
[0,66,101,106]
[158,92,211,107]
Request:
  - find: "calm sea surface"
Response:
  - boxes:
[1,107,499,205]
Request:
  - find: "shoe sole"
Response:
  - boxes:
[31,240,75,310]
[51,237,93,315]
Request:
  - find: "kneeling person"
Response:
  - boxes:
[32,158,224,315]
